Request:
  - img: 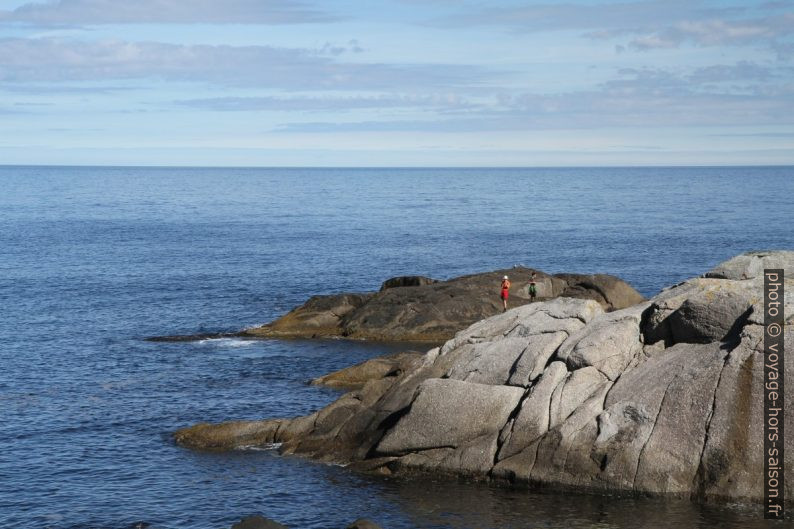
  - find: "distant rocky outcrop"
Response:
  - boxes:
[240,268,645,342]
[175,251,793,505]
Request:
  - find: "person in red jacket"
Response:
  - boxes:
[500,275,511,312]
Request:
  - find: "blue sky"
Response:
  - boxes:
[0,0,792,166]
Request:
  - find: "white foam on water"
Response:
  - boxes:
[237,443,282,451]
[197,337,255,347]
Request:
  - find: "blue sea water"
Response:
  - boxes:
[0,165,792,529]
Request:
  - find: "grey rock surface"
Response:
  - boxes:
[376,378,524,456]
[445,337,530,386]
[498,361,568,461]
[705,251,794,280]
[666,282,756,344]
[506,331,569,387]
[555,304,646,380]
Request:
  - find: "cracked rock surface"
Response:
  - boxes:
[175,251,793,504]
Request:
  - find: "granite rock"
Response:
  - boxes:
[175,251,794,505]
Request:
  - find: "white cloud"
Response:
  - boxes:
[0,0,336,26]
[628,15,794,50]
[434,1,724,33]
[0,37,488,90]
[431,1,794,55]
[687,61,779,84]
[176,94,477,112]
[275,63,794,132]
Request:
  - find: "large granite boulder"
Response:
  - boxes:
[553,273,646,310]
[175,251,794,505]
[241,268,644,342]
[705,250,793,280]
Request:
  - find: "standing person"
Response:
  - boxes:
[528,272,538,301]
[500,275,511,312]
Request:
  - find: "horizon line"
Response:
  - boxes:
[2,163,793,170]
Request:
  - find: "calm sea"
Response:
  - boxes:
[1,166,792,529]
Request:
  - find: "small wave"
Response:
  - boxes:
[197,337,255,347]
[237,443,282,451]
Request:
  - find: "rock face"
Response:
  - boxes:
[242,268,645,342]
[175,251,794,505]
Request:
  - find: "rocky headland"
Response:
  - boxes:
[242,268,643,342]
[148,267,644,343]
[175,251,793,505]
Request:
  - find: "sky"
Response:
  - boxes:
[0,0,793,166]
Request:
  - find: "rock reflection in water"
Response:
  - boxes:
[371,476,769,529]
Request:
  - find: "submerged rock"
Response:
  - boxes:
[145,331,238,342]
[345,520,383,529]
[242,268,644,342]
[227,516,382,529]
[175,251,793,505]
[230,516,288,529]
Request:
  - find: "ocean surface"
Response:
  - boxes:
[1,165,792,529]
